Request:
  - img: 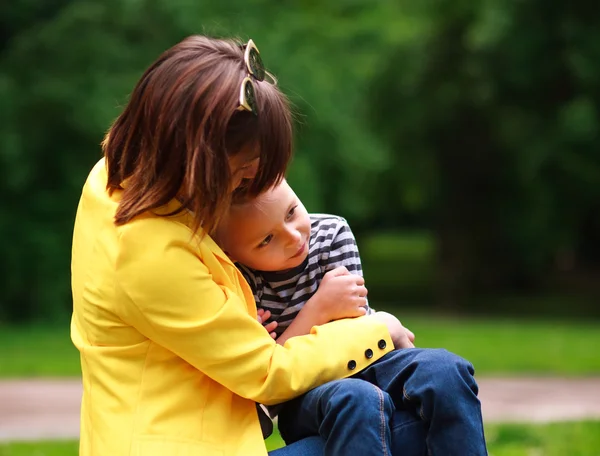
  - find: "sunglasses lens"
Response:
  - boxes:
[244,79,258,114]
[248,47,266,81]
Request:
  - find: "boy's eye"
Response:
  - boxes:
[286,205,297,219]
[258,234,273,248]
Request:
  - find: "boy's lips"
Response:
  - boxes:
[291,241,307,259]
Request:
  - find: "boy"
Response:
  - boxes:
[220,182,375,345]
[216,180,487,456]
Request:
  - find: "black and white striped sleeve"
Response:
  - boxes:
[236,263,263,304]
[321,218,362,275]
[320,218,374,313]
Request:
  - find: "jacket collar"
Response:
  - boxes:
[157,199,234,266]
[107,158,234,266]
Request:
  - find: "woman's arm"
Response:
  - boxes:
[114,217,394,406]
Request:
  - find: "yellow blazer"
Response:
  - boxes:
[71,158,394,456]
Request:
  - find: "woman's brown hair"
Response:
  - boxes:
[103,35,293,234]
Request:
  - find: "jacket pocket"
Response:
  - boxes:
[131,435,224,456]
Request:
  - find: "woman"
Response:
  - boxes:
[70,35,414,456]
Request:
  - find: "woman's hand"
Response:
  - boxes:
[370,311,415,349]
[257,308,278,339]
[306,266,368,324]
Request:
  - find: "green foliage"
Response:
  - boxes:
[1,0,600,321]
[361,232,436,302]
[366,0,600,303]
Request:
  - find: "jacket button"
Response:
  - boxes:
[347,360,357,370]
[378,339,387,350]
[365,348,374,359]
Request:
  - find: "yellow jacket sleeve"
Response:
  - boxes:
[115,216,394,405]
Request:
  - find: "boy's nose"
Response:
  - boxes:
[285,229,302,246]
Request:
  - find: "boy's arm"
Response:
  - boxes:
[275,266,366,345]
[320,217,374,314]
[276,217,371,345]
[275,297,330,345]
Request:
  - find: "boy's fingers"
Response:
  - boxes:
[327,266,350,277]
[264,321,278,333]
[356,285,368,297]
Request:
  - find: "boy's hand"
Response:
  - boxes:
[370,311,415,349]
[257,308,278,339]
[308,266,368,323]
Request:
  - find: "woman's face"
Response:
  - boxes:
[228,151,260,191]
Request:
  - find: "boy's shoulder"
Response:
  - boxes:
[308,214,354,250]
[309,213,349,229]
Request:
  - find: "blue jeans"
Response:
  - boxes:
[270,402,426,456]
[269,436,325,456]
[275,348,487,456]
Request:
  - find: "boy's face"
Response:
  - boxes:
[217,180,311,272]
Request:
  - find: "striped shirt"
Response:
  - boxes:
[238,214,372,338]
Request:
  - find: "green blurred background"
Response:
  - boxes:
[1,0,599,324]
[2,2,600,454]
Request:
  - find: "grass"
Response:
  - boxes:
[2,421,600,455]
[0,441,78,456]
[2,313,600,377]
[0,323,80,377]
[483,421,600,456]
[385,313,600,375]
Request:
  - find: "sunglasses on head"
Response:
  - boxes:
[237,39,277,115]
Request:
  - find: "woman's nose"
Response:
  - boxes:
[240,159,259,180]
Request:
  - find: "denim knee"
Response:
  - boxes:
[407,349,478,401]
[323,378,394,418]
